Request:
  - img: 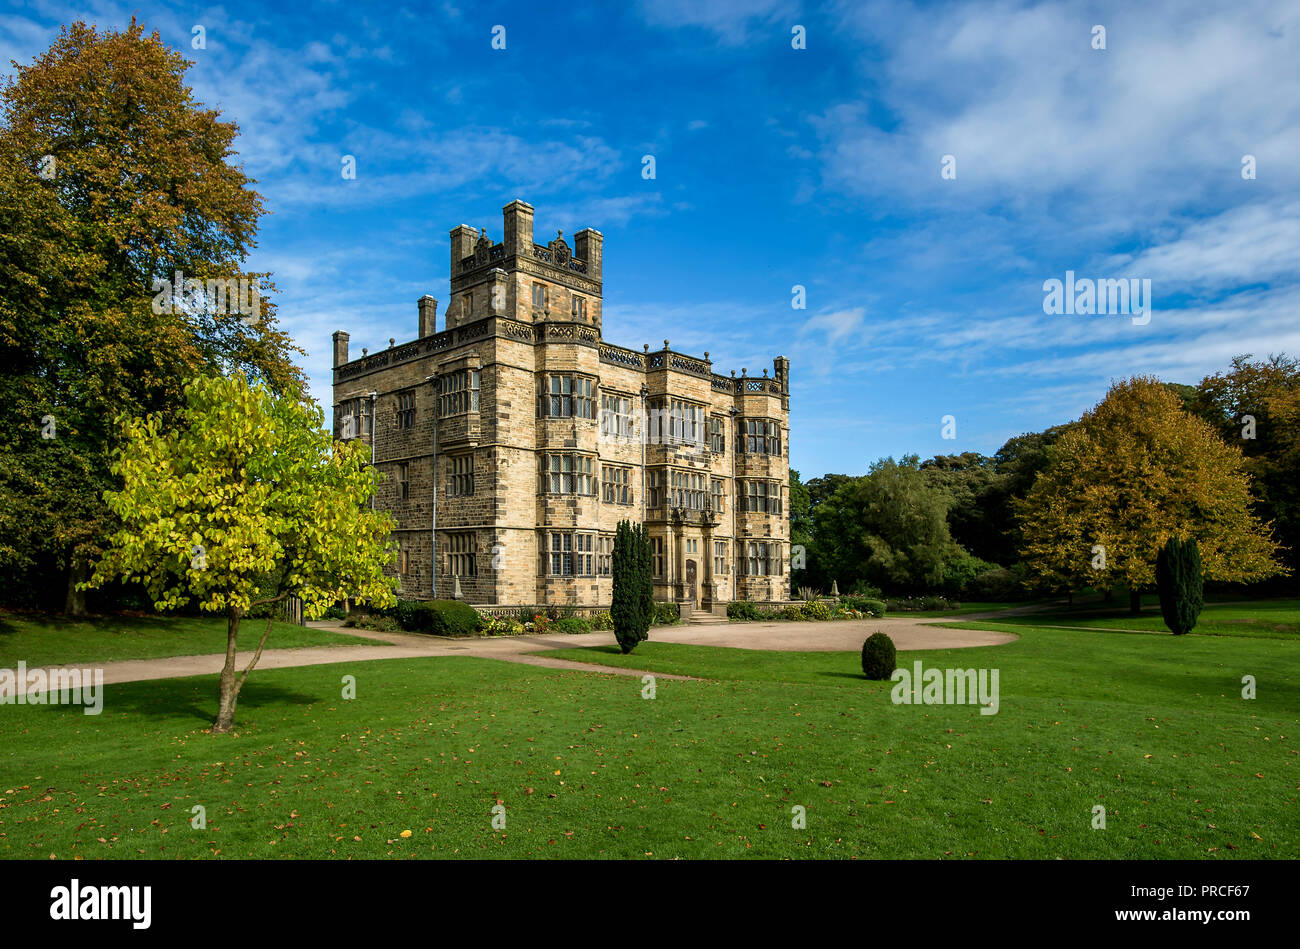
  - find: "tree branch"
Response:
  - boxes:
[235,610,276,691]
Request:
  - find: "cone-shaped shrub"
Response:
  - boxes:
[636,522,654,643]
[612,521,651,653]
[1156,536,1204,635]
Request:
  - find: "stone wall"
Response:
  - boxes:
[331,200,791,608]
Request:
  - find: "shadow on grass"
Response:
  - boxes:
[29,677,324,727]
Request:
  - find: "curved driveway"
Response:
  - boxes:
[8,615,1017,694]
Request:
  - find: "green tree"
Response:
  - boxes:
[789,469,813,586]
[797,472,860,589]
[974,425,1075,569]
[920,452,1000,562]
[1017,377,1286,610]
[1156,536,1203,635]
[0,20,302,613]
[814,455,960,592]
[83,375,397,732]
[1191,354,1300,574]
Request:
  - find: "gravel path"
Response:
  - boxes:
[6,615,1016,694]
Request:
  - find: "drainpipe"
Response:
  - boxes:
[729,404,740,599]
[640,383,649,524]
[426,373,439,598]
[367,391,378,511]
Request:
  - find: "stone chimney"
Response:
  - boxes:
[450,225,478,278]
[502,199,534,256]
[574,228,603,280]
[332,330,350,368]
[418,296,439,337]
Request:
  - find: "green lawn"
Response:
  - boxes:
[0,612,384,666]
[0,613,1294,859]
[887,601,1029,618]
[982,597,1300,640]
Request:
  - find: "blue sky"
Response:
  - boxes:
[3,0,1298,478]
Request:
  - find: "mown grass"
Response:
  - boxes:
[886,601,1028,618]
[0,613,1294,859]
[0,612,383,666]
[984,597,1300,640]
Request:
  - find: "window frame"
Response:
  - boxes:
[448,453,475,497]
[397,390,416,430]
[602,464,632,505]
[541,531,596,577]
[600,393,635,440]
[538,453,597,496]
[448,532,477,577]
[439,369,481,417]
[538,374,596,420]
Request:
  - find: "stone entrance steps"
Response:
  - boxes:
[687,609,729,626]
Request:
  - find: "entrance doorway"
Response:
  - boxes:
[685,560,697,611]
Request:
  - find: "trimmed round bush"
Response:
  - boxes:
[861,632,897,680]
[396,599,482,636]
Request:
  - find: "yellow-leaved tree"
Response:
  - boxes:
[1016,377,1286,612]
[84,375,398,732]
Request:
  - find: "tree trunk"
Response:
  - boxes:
[212,603,280,734]
[64,559,87,617]
[212,608,242,733]
[1129,589,1142,615]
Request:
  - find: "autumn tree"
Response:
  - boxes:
[84,376,396,733]
[1191,354,1300,574]
[0,20,301,613]
[1017,377,1286,611]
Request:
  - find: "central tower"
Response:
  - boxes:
[446,200,604,333]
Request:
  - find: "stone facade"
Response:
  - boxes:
[331,199,791,611]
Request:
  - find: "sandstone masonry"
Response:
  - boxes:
[332,199,791,612]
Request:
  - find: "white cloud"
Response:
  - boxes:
[817,0,1300,216]
[1105,201,1300,290]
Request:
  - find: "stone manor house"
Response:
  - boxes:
[331,200,791,613]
